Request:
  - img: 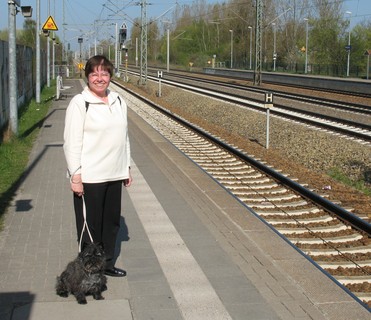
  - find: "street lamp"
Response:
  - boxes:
[163,20,171,72]
[7,0,33,136]
[46,0,51,88]
[114,23,119,73]
[272,23,276,71]
[229,29,233,69]
[248,26,252,70]
[36,0,40,103]
[167,28,170,72]
[78,37,83,78]
[52,35,56,79]
[135,37,138,67]
[346,11,352,77]
[304,18,309,74]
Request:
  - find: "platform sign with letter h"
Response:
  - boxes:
[264,92,274,109]
[264,92,273,149]
[157,71,163,97]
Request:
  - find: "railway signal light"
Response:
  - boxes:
[119,23,127,44]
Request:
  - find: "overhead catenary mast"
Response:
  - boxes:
[253,0,263,86]
[140,0,148,85]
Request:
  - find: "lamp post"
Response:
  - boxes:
[346,11,352,77]
[8,0,18,135]
[167,28,170,72]
[304,18,308,74]
[248,26,252,70]
[52,35,56,79]
[46,0,50,87]
[229,29,233,69]
[115,23,118,73]
[36,0,40,103]
[8,1,33,136]
[272,23,276,71]
[78,37,83,78]
[135,37,138,67]
[163,21,171,72]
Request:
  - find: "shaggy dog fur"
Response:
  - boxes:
[56,243,107,304]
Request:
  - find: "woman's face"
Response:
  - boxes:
[88,66,111,97]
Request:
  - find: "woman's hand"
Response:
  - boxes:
[123,169,133,187]
[71,174,84,197]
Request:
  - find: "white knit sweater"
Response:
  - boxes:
[63,87,131,183]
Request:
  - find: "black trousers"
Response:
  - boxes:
[73,180,122,269]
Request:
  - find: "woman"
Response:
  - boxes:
[63,55,132,277]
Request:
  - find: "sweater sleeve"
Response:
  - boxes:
[126,130,131,168]
[63,95,86,177]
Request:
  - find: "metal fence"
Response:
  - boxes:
[231,59,370,79]
[0,40,47,130]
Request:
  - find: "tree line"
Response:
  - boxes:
[130,0,371,77]
[1,0,370,78]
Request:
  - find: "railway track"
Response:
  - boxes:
[132,66,371,99]
[201,67,371,99]
[126,69,371,144]
[111,80,371,309]
[157,70,371,116]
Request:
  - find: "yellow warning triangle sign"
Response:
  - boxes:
[42,16,58,31]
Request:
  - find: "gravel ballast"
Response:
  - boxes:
[123,77,371,221]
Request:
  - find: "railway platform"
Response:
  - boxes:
[0,79,369,320]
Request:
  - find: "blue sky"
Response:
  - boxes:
[345,0,371,25]
[2,0,181,50]
[1,0,371,51]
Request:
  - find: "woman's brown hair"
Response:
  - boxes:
[84,55,114,78]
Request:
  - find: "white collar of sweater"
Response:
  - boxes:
[82,86,120,105]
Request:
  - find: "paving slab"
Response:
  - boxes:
[11,300,132,320]
[0,79,369,320]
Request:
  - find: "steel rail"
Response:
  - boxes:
[160,71,371,116]
[131,67,371,114]
[140,73,371,142]
[152,72,371,130]
[112,79,371,236]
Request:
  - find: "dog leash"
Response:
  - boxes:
[68,167,94,252]
[78,195,94,252]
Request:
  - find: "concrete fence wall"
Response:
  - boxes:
[0,40,47,130]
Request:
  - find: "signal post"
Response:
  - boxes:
[264,92,274,149]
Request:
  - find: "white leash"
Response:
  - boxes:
[68,167,94,252]
[78,195,94,252]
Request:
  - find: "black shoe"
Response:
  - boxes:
[104,267,126,277]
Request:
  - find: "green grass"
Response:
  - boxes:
[328,167,371,197]
[0,82,56,229]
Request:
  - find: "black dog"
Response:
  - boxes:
[56,243,107,304]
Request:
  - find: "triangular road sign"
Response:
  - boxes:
[42,16,58,31]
